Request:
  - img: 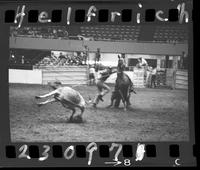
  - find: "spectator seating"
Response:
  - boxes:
[10,25,188,43]
[152,25,188,43]
[80,25,141,41]
[34,53,87,69]
[10,26,69,39]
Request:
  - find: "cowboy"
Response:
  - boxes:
[137,57,148,83]
[118,56,135,91]
[93,66,112,108]
[89,65,96,85]
[150,66,157,88]
[137,57,148,68]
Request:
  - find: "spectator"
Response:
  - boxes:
[89,65,96,85]
[150,66,157,88]
[59,52,66,60]
[137,57,148,68]
[137,57,148,83]
[10,53,16,64]
[21,56,25,64]
[34,51,89,68]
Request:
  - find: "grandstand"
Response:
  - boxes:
[80,25,141,41]
[9,24,189,88]
[152,25,188,43]
[9,49,49,70]
[10,24,188,43]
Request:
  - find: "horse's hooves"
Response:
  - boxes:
[107,105,112,108]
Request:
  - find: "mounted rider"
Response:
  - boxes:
[116,55,135,93]
[112,55,136,107]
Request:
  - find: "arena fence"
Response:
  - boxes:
[8,67,188,90]
[175,70,188,90]
[41,66,88,85]
[166,69,175,88]
[9,69,42,84]
[166,69,188,90]
[132,69,145,88]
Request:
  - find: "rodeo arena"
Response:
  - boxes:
[9,25,189,142]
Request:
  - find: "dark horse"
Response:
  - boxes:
[108,55,132,111]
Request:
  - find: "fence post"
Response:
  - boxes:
[172,56,178,89]
[87,65,90,86]
[172,69,176,90]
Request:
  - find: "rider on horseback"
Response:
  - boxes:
[112,55,136,107]
[117,56,135,90]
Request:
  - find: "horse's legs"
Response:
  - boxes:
[122,99,127,111]
[124,104,127,111]
[127,95,131,106]
[114,97,121,108]
[127,87,131,106]
[118,89,127,111]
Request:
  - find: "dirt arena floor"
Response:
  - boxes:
[9,83,189,142]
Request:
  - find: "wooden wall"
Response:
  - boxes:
[166,69,188,90]
[10,37,188,56]
[175,70,188,89]
[41,66,88,85]
[132,69,145,88]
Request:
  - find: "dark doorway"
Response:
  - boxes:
[128,58,138,66]
[146,59,157,68]
[128,58,157,68]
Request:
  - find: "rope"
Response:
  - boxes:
[42,67,136,91]
[44,68,117,88]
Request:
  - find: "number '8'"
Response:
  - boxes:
[124,159,131,166]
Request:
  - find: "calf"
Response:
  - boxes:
[35,81,86,121]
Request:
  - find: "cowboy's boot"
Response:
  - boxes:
[93,95,99,108]
[98,94,104,101]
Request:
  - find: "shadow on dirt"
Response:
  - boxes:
[39,115,86,124]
